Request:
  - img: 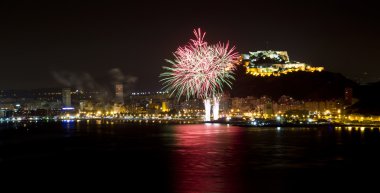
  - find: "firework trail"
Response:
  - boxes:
[160,28,239,101]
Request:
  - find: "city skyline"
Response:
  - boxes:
[1,2,380,191]
[0,0,379,90]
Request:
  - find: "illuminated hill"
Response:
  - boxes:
[241,50,323,76]
[230,65,357,100]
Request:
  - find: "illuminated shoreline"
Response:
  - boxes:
[1,116,380,127]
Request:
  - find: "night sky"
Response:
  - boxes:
[0,0,379,90]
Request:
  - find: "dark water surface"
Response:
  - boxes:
[1,121,380,192]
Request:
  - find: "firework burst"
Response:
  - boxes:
[160,28,239,100]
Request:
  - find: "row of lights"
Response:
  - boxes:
[131,91,168,95]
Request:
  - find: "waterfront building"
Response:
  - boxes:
[115,83,124,104]
[344,87,353,105]
[127,91,173,114]
[62,88,71,107]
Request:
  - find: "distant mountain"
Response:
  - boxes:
[229,65,357,100]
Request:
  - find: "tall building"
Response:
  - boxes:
[161,101,169,112]
[115,83,124,104]
[344,87,353,105]
[62,88,71,107]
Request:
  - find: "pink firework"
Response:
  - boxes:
[160,28,240,100]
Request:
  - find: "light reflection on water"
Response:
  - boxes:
[167,124,380,192]
[171,124,244,193]
[1,122,380,192]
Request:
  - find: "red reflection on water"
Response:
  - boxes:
[172,124,245,193]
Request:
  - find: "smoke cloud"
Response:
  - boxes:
[108,68,125,83]
[51,68,138,91]
[51,71,98,90]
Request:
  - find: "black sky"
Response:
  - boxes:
[0,0,379,90]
